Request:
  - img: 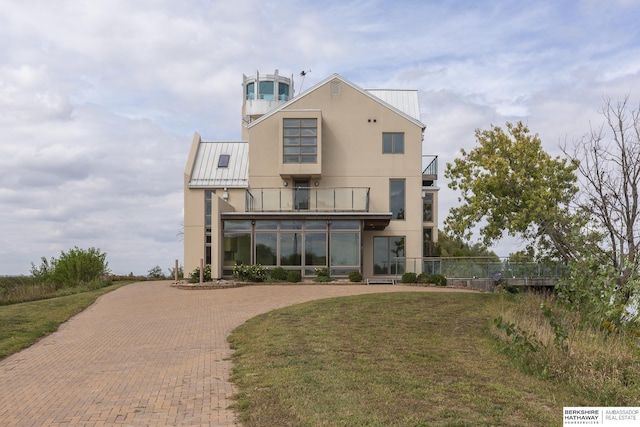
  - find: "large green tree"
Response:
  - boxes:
[445,121,580,261]
[435,229,498,258]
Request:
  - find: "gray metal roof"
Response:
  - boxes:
[365,89,421,122]
[188,141,249,188]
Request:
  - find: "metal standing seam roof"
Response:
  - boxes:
[188,141,249,188]
[365,89,422,122]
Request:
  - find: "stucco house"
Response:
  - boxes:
[184,70,438,280]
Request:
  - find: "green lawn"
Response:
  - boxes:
[229,292,595,426]
[0,281,131,360]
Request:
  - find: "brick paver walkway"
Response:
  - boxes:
[0,281,474,426]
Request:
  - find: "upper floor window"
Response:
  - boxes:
[259,81,274,100]
[383,132,404,154]
[390,179,405,220]
[246,82,255,100]
[205,190,216,227]
[283,118,317,163]
[422,193,433,222]
[278,83,290,101]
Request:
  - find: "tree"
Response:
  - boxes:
[563,96,640,306]
[147,265,165,279]
[31,247,110,289]
[436,229,498,258]
[445,121,579,261]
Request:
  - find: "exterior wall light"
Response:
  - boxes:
[222,188,229,201]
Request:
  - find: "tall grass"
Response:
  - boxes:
[492,292,640,405]
[0,276,112,305]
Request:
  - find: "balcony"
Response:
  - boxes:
[422,155,438,187]
[246,187,370,212]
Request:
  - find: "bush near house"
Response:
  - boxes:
[287,270,301,283]
[189,264,212,283]
[429,274,447,286]
[416,273,447,286]
[314,267,333,282]
[270,267,288,281]
[401,272,418,283]
[233,264,267,282]
[348,271,363,282]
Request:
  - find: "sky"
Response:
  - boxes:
[2,0,640,275]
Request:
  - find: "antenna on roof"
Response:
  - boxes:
[298,69,311,93]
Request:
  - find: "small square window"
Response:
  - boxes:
[382,133,404,154]
[218,154,230,168]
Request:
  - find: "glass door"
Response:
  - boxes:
[294,179,310,210]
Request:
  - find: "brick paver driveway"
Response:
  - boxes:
[0,281,474,426]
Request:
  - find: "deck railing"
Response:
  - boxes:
[246,187,370,212]
[394,257,567,279]
[422,155,438,176]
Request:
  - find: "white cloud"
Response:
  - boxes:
[1,0,640,273]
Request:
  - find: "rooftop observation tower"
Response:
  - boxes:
[241,70,294,124]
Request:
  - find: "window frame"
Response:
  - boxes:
[218,154,230,168]
[283,118,318,164]
[373,236,405,275]
[422,192,433,222]
[382,132,404,154]
[389,179,406,220]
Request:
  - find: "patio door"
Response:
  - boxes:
[294,179,310,210]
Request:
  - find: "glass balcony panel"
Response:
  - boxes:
[313,188,332,210]
[334,188,355,211]
[247,187,369,212]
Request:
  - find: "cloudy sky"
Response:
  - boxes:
[1,0,640,275]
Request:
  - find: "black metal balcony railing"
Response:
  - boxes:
[422,155,438,177]
[246,187,370,212]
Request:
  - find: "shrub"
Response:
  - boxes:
[287,270,302,283]
[429,274,447,286]
[417,273,430,283]
[401,272,418,283]
[189,264,212,283]
[314,267,332,282]
[314,267,330,278]
[30,247,110,289]
[233,264,267,282]
[348,271,363,282]
[270,267,288,281]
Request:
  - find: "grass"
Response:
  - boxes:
[0,281,131,360]
[229,292,595,426]
[492,291,640,405]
